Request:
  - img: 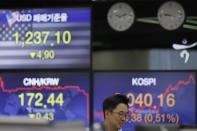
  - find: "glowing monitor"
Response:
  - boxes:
[93,72,196,131]
[0,8,90,69]
[0,71,90,126]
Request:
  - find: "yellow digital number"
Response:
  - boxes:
[48,113,54,121]
[47,93,64,106]
[35,112,42,119]
[44,50,55,59]
[33,31,42,44]
[19,92,63,107]
[54,31,71,45]
[47,93,55,106]
[26,93,35,106]
[43,113,49,120]
[54,31,61,44]
[42,31,50,44]
[18,93,24,106]
[63,31,71,44]
[36,50,42,59]
[13,32,19,44]
[14,31,71,46]
[36,50,55,60]
[43,113,54,121]
[19,92,44,107]
[44,50,49,59]
[35,93,43,106]
[56,93,64,106]
[25,31,33,44]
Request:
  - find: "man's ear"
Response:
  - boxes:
[105,110,111,119]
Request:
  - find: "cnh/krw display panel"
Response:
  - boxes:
[0,8,90,69]
[93,72,196,131]
[0,72,90,126]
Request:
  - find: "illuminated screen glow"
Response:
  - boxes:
[0,72,90,126]
[0,8,90,69]
[93,72,196,131]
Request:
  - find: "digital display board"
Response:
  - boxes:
[93,72,196,131]
[0,8,90,69]
[0,72,90,126]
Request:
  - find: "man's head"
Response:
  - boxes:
[103,94,129,130]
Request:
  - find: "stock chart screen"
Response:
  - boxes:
[0,72,90,126]
[93,72,196,131]
[0,8,90,69]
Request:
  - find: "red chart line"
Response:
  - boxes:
[94,74,196,120]
[0,77,90,125]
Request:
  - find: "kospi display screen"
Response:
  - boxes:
[0,8,90,69]
[94,72,196,131]
[0,72,90,126]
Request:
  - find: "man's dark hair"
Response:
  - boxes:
[103,94,129,118]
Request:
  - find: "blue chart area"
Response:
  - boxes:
[0,72,89,126]
[93,72,196,131]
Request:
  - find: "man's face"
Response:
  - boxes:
[106,103,128,130]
